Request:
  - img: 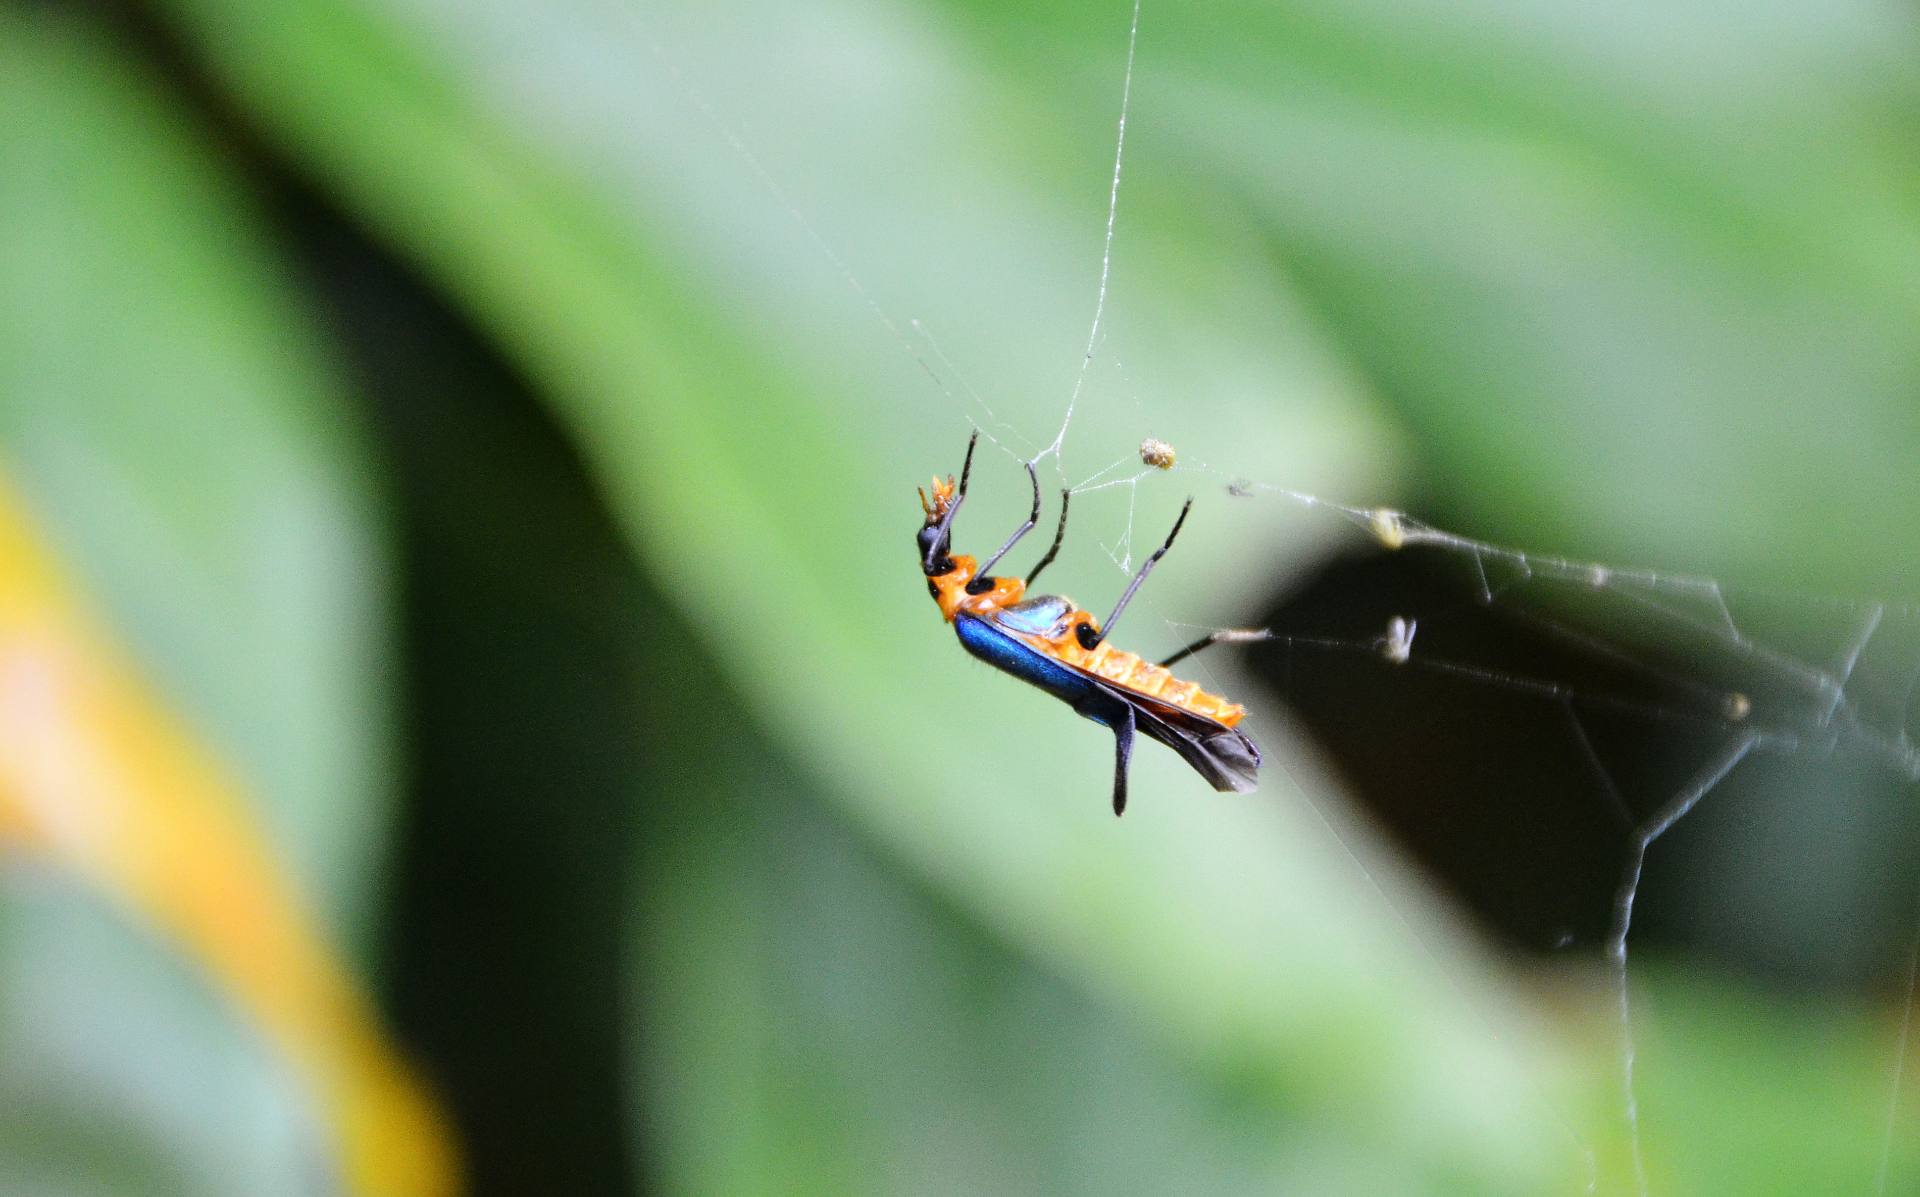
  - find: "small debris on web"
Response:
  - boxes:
[1139,437,1177,470]
[1369,507,1406,550]
[1381,616,1416,664]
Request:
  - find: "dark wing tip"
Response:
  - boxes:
[1201,729,1261,793]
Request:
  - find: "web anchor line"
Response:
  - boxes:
[1877,919,1920,1196]
[1033,0,1144,483]
[1601,733,1759,1196]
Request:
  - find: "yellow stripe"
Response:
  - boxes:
[0,477,456,1196]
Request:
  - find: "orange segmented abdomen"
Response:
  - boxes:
[1055,631,1246,728]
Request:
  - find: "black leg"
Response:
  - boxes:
[1158,628,1272,669]
[1087,498,1192,648]
[1112,703,1136,817]
[1024,488,1072,587]
[971,461,1040,583]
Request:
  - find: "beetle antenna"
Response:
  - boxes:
[956,430,978,499]
[923,432,980,572]
[934,432,978,534]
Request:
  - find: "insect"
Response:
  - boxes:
[918,432,1261,815]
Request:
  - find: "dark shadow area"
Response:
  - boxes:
[1254,537,1920,996]
[303,213,648,1196]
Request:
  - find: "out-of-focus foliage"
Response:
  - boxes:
[0,11,396,932]
[2,0,1917,1193]
[0,11,450,1196]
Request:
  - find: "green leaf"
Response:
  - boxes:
[1122,0,1920,593]
[0,13,436,1190]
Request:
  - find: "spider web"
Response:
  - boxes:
[636,0,1920,1190]
[907,6,1920,1191]
[1170,502,1920,1195]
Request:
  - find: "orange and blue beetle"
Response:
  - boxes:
[918,432,1261,815]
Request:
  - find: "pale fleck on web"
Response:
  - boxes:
[645,0,1920,1190]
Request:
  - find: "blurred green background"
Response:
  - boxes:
[2,0,1919,1193]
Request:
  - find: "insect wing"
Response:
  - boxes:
[1107,681,1261,793]
[990,594,1076,638]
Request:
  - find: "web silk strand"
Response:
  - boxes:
[1876,919,1920,1195]
[1039,0,1143,472]
[1607,733,1757,1197]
